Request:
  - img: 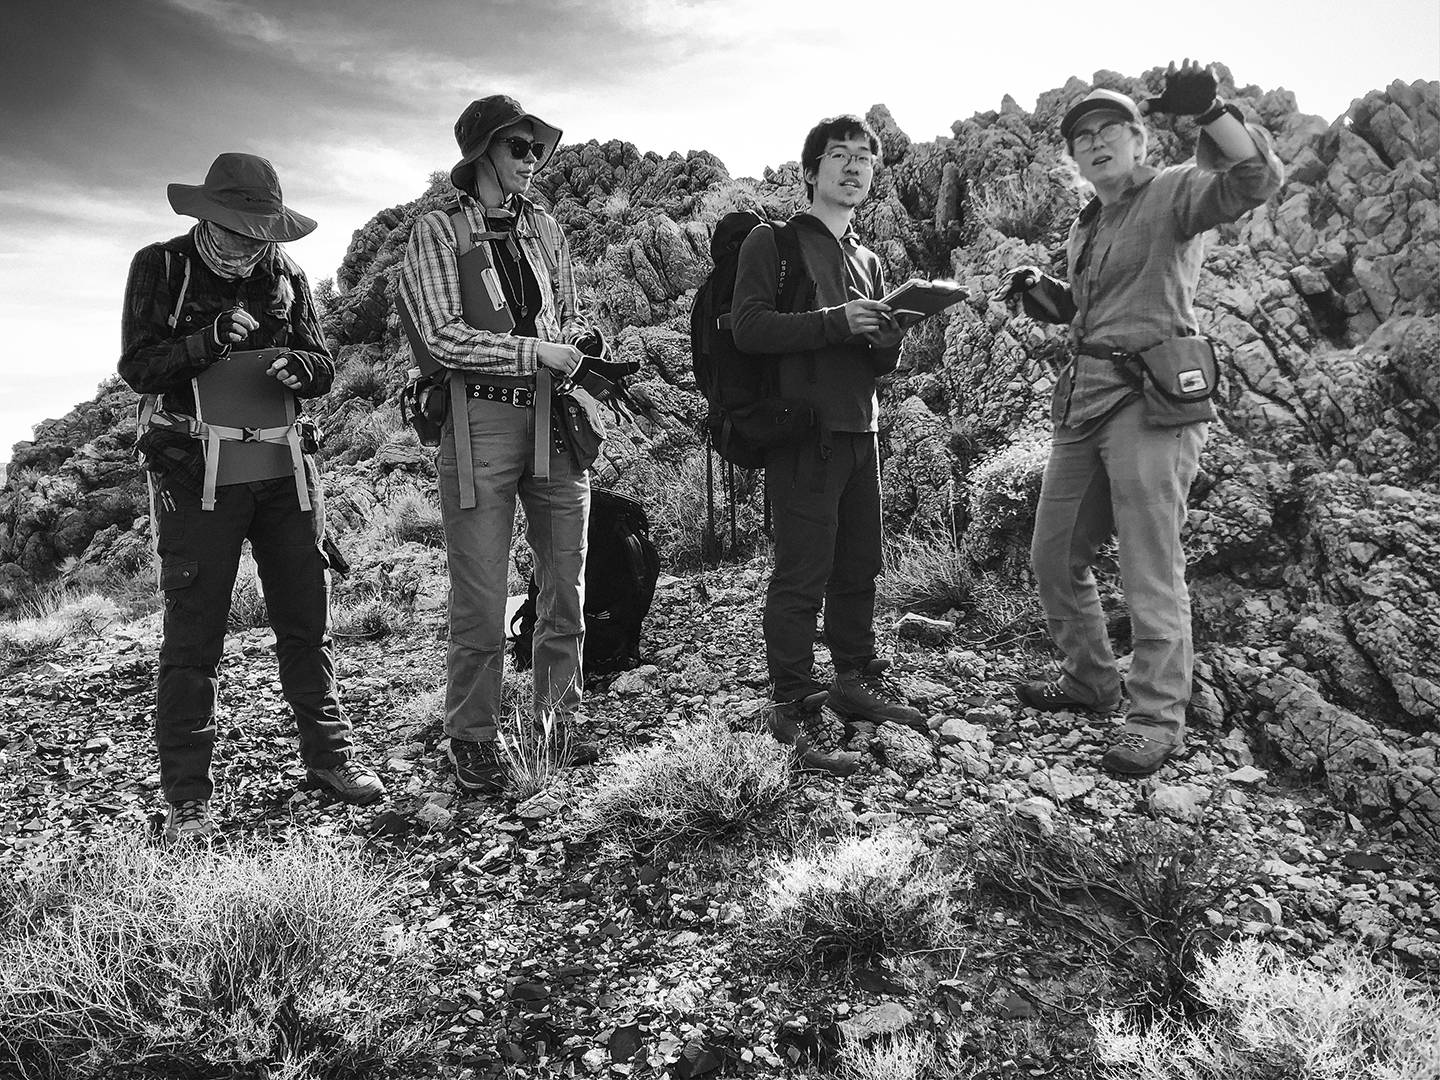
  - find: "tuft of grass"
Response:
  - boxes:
[879,531,1043,642]
[969,810,1260,1016]
[839,1032,951,1080]
[566,717,793,854]
[751,828,961,972]
[972,166,1071,244]
[497,706,573,802]
[1093,939,1440,1079]
[334,357,390,405]
[0,832,435,1080]
[961,429,1051,576]
[227,557,268,631]
[0,592,121,662]
[384,487,445,548]
[331,595,403,639]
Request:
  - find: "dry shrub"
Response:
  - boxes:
[879,532,1042,642]
[0,592,122,663]
[497,706,573,802]
[839,1031,948,1080]
[1093,939,1440,1079]
[567,717,793,854]
[334,357,390,405]
[384,486,445,548]
[962,428,1051,576]
[972,165,1074,245]
[332,595,403,639]
[969,810,1260,1016]
[752,828,960,972]
[0,832,435,1080]
[227,555,268,631]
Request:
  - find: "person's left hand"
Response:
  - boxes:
[1142,58,1218,116]
[266,352,308,390]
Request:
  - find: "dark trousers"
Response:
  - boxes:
[152,465,351,803]
[763,432,882,700]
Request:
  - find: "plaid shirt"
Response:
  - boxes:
[119,228,332,484]
[1030,124,1284,431]
[398,192,587,376]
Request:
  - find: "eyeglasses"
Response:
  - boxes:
[1070,119,1133,153]
[822,148,875,169]
[498,136,547,161]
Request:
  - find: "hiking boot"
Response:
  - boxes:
[163,799,216,843]
[1100,732,1178,777]
[1014,680,1115,714]
[307,759,386,805]
[830,659,927,732]
[448,738,506,795]
[768,690,862,778]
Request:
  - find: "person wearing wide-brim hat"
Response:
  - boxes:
[120,152,385,842]
[992,60,1284,776]
[399,95,602,795]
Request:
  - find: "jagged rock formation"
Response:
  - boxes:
[2,69,1436,837]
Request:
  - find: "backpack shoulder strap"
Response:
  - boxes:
[163,248,193,330]
[771,221,807,314]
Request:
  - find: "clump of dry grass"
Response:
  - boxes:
[384,486,445,548]
[1093,939,1440,1079]
[497,706,573,802]
[0,591,122,662]
[751,828,961,972]
[879,531,1043,642]
[331,594,403,639]
[566,717,793,854]
[0,832,435,1079]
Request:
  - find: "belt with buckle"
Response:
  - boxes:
[466,382,535,407]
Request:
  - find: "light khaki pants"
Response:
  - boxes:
[1030,400,1207,746]
[437,397,588,743]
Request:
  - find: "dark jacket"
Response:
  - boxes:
[119,227,333,485]
[731,212,899,434]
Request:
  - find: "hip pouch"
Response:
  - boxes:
[1135,336,1219,427]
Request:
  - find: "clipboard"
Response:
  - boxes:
[880,279,969,327]
[193,347,296,485]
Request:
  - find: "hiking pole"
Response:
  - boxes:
[727,460,738,554]
[705,437,717,565]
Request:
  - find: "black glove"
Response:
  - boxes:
[1144,61,1218,116]
[209,307,253,349]
[989,266,1040,304]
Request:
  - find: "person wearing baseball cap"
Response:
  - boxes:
[993,60,1284,776]
[399,95,601,795]
[120,153,386,841]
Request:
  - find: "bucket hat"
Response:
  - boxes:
[167,153,316,242]
[1060,88,1143,142]
[450,94,562,192]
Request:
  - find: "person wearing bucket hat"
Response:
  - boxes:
[120,152,385,841]
[992,59,1283,777]
[400,95,603,795]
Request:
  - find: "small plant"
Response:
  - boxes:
[879,532,1043,642]
[0,832,436,1079]
[227,556,268,631]
[0,592,121,662]
[334,356,390,404]
[496,704,573,802]
[972,166,1072,244]
[962,429,1051,575]
[1093,939,1440,1079]
[752,828,961,972]
[969,810,1260,1015]
[839,1031,951,1080]
[567,717,793,854]
[385,486,445,548]
[332,595,402,639]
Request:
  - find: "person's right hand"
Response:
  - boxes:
[535,341,582,377]
[843,298,894,336]
[210,307,258,348]
[989,266,1040,304]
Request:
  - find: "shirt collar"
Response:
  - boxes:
[1077,164,1160,225]
[793,211,859,247]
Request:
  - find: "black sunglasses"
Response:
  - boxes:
[497,136,547,161]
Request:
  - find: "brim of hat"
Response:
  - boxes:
[449,115,563,190]
[167,184,317,242]
[1060,99,1138,141]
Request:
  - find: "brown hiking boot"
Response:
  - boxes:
[307,759,387,805]
[768,690,861,778]
[447,738,506,794]
[1014,680,1117,714]
[163,799,216,843]
[1100,732,1178,777]
[830,659,926,732]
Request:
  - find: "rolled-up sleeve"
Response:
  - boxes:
[398,210,538,375]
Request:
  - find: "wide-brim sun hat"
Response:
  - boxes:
[1060,88,1143,142]
[167,153,316,242]
[450,94,562,192]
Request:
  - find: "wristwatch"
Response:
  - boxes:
[1196,99,1241,126]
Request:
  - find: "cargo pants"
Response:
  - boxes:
[152,462,352,804]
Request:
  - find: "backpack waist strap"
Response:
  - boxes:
[145,409,310,513]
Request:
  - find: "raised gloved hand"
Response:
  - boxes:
[989,266,1040,304]
[210,306,258,349]
[1142,58,1219,116]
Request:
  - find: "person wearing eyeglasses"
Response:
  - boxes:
[993,60,1283,776]
[399,95,599,795]
[730,113,919,776]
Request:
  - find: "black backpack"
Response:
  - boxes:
[689,211,820,469]
[509,489,660,677]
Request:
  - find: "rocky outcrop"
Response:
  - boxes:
[1,71,1436,830]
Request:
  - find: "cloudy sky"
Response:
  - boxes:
[1,0,1435,458]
